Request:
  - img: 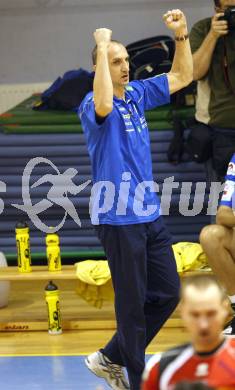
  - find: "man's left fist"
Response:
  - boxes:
[163,9,187,33]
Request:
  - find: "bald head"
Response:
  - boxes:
[180,275,229,350]
[92,40,124,65]
[92,41,130,89]
[181,275,226,303]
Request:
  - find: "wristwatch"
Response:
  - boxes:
[175,34,189,41]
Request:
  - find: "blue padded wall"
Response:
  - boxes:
[0,128,210,256]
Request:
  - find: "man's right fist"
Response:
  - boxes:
[93,28,112,45]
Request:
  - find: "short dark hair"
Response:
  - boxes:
[214,0,221,6]
[92,40,123,65]
[181,274,226,301]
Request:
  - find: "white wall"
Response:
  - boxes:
[0,0,213,84]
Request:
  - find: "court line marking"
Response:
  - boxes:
[0,351,160,357]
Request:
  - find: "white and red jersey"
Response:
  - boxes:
[142,339,235,390]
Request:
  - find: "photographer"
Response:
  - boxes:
[190,0,235,181]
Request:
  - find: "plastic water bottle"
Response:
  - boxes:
[15,221,32,273]
[45,280,62,335]
[46,229,61,272]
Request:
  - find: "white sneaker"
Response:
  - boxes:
[85,351,130,390]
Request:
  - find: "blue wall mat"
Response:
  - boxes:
[0,127,210,255]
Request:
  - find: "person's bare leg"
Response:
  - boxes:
[200,225,235,296]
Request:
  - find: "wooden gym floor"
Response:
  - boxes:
[0,280,189,389]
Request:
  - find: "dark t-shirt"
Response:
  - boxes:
[190,17,235,128]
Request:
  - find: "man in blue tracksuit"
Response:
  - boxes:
[79,9,193,390]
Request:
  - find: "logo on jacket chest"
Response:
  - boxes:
[194,363,209,377]
[118,107,147,133]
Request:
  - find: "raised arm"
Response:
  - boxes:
[192,13,228,80]
[93,28,113,117]
[164,9,193,94]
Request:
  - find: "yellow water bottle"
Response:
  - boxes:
[46,229,61,272]
[15,221,32,273]
[45,280,62,335]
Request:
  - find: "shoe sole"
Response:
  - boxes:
[85,357,113,389]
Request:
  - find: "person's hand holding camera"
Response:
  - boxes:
[210,12,229,38]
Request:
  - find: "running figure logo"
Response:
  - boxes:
[12,157,91,233]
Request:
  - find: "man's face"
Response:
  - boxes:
[107,42,130,88]
[181,285,228,348]
[217,0,235,11]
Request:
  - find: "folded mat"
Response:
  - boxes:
[3,120,174,134]
[3,123,83,134]
[0,94,195,133]
[0,95,173,125]
[0,95,79,126]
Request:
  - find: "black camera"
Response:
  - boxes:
[219,6,235,31]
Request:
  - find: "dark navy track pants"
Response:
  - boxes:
[95,216,180,390]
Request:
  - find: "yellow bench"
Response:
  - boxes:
[0,265,212,282]
[0,265,212,332]
[0,265,78,281]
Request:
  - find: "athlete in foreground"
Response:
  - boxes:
[142,275,235,389]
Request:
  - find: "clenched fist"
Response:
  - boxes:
[93,28,112,45]
[163,9,187,33]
